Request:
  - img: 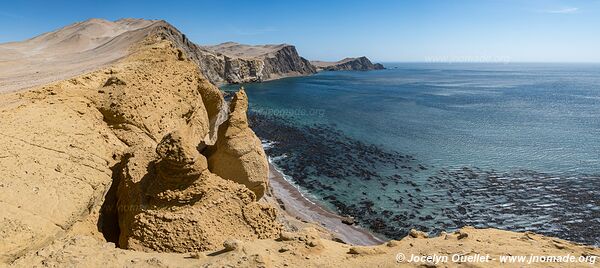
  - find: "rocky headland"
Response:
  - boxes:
[311,57,385,71]
[200,42,317,84]
[0,18,597,267]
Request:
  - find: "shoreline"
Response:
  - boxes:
[267,161,387,245]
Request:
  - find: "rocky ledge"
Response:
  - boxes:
[311,56,385,71]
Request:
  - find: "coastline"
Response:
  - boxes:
[266,161,387,245]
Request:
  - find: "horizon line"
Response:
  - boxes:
[375,61,600,64]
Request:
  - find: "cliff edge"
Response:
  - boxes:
[0,18,382,91]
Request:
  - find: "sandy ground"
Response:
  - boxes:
[0,18,156,93]
[267,163,387,245]
[202,42,291,58]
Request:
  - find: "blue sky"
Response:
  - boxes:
[1,0,599,62]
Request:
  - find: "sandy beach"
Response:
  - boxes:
[267,162,386,245]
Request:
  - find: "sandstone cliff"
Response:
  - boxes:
[311,56,385,71]
[0,32,278,262]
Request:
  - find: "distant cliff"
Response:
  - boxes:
[141,25,313,85]
[311,56,384,71]
[151,25,317,85]
[0,17,377,91]
[202,42,317,84]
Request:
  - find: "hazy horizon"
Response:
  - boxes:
[1,0,599,63]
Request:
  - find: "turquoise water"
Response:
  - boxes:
[222,63,600,245]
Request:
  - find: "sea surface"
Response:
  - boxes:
[222,63,600,245]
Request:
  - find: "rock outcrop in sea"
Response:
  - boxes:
[311,56,385,71]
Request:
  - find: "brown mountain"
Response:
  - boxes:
[0,18,157,92]
[0,19,317,90]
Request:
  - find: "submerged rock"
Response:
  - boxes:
[341,216,355,225]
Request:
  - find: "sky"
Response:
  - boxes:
[1,0,599,62]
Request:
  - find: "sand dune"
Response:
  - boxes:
[0,18,157,93]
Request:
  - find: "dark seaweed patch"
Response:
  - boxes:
[249,112,600,246]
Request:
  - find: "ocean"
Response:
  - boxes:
[221,63,600,245]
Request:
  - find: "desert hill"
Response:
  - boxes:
[203,42,293,58]
[0,18,385,92]
[0,18,319,89]
[0,18,159,93]
[2,18,155,55]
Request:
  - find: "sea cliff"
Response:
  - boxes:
[143,24,317,85]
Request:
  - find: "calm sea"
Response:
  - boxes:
[222,63,600,245]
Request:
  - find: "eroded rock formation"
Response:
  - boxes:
[206,89,269,199]
[117,130,279,252]
[0,32,278,261]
